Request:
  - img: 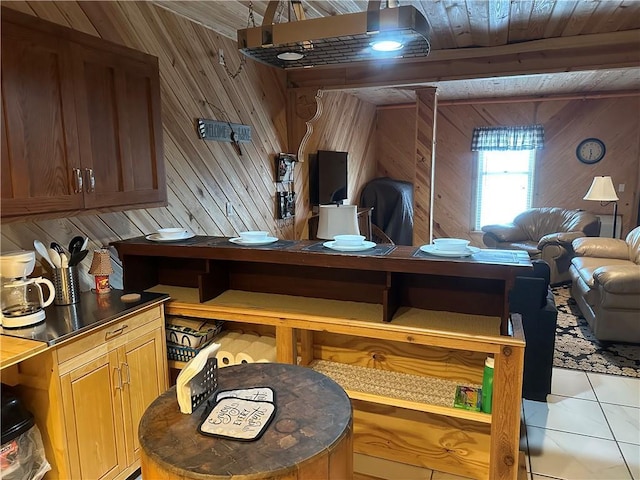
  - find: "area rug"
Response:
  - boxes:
[552,285,640,378]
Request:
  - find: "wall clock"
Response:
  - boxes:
[576,138,606,164]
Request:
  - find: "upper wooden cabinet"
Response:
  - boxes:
[1,8,166,221]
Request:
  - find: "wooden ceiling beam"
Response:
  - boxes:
[286,30,640,90]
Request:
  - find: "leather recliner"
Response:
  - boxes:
[482,208,601,285]
[569,226,640,343]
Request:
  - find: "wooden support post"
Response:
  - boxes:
[276,325,298,364]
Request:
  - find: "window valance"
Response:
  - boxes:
[471,124,544,151]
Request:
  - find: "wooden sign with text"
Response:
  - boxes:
[197,118,252,143]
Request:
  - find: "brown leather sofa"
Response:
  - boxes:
[482,208,601,285]
[569,226,640,343]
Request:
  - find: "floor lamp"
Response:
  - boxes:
[583,176,619,238]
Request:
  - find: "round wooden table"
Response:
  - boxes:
[139,363,353,479]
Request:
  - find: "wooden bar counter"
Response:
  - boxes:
[113,236,529,480]
[112,236,531,334]
[139,363,353,480]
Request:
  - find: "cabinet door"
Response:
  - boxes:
[59,350,127,480]
[119,327,167,464]
[71,44,166,210]
[1,21,83,217]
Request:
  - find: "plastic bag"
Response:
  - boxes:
[0,425,50,480]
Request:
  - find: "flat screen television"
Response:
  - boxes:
[309,150,348,205]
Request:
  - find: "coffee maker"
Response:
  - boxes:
[0,251,55,328]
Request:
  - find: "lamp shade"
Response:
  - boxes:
[583,176,619,202]
[316,205,359,240]
[88,249,114,275]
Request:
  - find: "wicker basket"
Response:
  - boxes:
[165,318,224,348]
[167,337,218,363]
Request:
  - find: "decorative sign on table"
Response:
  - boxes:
[197,118,252,143]
[198,397,276,441]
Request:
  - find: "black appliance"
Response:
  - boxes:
[309,150,348,205]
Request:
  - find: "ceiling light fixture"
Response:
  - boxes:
[237,0,431,69]
[370,39,403,52]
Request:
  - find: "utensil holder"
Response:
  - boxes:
[53,266,80,305]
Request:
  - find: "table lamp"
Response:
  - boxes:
[316,204,359,240]
[583,176,619,238]
[89,248,114,294]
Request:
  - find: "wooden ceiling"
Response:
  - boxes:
[154,0,640,103]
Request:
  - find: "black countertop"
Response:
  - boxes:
[0,289,169,346]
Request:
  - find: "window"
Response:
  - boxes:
[474,149,536,230]
[470,124,544,230]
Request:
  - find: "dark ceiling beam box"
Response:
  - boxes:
[285,30,640,90]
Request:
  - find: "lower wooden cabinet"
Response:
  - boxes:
[12,304,168,480]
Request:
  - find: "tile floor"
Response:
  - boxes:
[354,367,640,480]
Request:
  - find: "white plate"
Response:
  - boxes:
[146,232,195,242]
[323,240,377,252]
[419,245,480,257]
[229,236,278,246]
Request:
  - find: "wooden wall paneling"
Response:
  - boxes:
[431,111,475,242]
[49,2,100,37]
[75,2,129,46]
[25,1,70,27]
[535,96,640,234]
[144,5,273,230]
[120,1,287,236]
[0,1,34,15]
[375,106,416,182]
[414,88,438,247]
[192,36,288,235]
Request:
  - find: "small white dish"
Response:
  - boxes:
[229,236,278,246]
[239,231,269,242]
[323,240,376,252]
[146,232,195,242]
[157,227,189,239]
[333,234,366,247]
[432,238,470,253]
[420,244,480,257]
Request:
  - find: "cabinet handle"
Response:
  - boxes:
[84,168,95,193]
[105,324,128,340]
[73,168,83,193]
[113,367,123,390]
[121,362,131,386]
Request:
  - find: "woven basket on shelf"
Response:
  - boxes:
[167,337,218,363]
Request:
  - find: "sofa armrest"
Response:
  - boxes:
[593,265,640,294]
[538,231,583,249]
[572,237,629,260]
[481,223,527,242]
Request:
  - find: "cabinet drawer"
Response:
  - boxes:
[56,305,163,367]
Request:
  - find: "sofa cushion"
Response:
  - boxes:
[573,237,630,260]
[594,265,640,295]
[570,257,632,287]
